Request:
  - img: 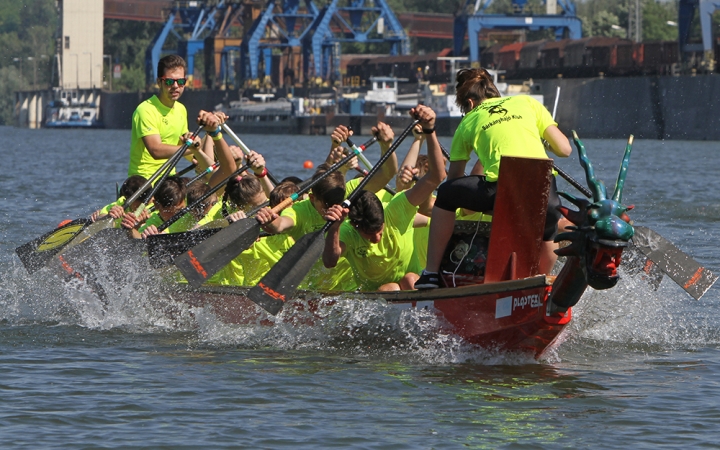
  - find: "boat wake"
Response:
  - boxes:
[2,255,718,365]
[544,265,720,362]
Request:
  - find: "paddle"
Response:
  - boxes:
[15,126,204,274]
[247,119,421,315]
[176,162,198,177]
[220,123,281,185]
[173,134,382,287]
[146,163,252,268]
[145,134,384,270]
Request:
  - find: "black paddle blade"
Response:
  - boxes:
[147,228,221,268]
[174,219,262,288]
[15,218,92,274]
[247,229,325,315]
[631,226,718,300]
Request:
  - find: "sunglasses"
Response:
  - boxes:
[160,77,187,87]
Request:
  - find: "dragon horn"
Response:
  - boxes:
[572,131,605,202]
[612,135,634,204]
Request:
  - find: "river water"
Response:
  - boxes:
[1,125,719,448]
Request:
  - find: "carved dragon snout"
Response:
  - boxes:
[554,132,635,290]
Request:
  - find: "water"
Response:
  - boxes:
[1,125,719,448]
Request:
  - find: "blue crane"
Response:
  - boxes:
[678,0,719,70]
[454,0,583,65]
[304,0,409,82]
[146,1,230,86]
[239,0,320,81]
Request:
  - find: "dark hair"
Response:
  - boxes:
[157,55,187,79]
[222,173,262,214]
[269,181,300,207]
[186,182,216,218]
[280,176,303,185]
[154,176,187,208]
[311,164,346,206]
[119,175,150,203]
[349,190,384,233]
[455,68,501,113]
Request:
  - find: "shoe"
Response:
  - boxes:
[415,270,441,289]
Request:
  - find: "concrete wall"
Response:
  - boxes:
[99,76,720,140]
[532,75,720,141]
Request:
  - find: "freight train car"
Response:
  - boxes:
[344,38,716,86]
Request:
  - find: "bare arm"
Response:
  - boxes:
[448,160,467,180]
[141,133,200,160]
[396,125,424,191]
[322,205,348,268]
[255,208,295,234]
[362,122,398,194]
[246,150,275,197]
[404,105,446,207]
[190,135,215,174]
[543,125,572,157]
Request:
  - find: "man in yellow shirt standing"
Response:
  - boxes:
[128,55,210,179]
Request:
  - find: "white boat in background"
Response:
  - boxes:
[45,89,102,128]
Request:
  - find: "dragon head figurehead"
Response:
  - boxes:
[554,132,635,290]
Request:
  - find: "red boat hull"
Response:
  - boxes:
[171,275,571,358]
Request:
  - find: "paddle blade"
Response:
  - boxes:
[147,228,221,268]
[247,229,325,315]
[15,218,92,274]
[631,226,718,299]
[174,219,262,288]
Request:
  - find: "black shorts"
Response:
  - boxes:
[434,175,561,241]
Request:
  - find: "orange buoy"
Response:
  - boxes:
[58,219,73,228]
[303,160,314,169]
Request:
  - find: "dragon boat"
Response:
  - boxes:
[168,133,639,358]
[20,132,716,359]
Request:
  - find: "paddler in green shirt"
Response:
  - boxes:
[128,54,214,180]
[255,123,399,291]
[322,105,446,291]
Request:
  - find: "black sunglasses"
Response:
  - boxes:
[160,77,187,87]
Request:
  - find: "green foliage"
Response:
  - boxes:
[0,0,56,124]
[642,0,678,41]
[104,19,163,91]
[0,66,27,125]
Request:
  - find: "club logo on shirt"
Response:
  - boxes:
[356,246,369,257]
[487,104,508,116]
[162,117,169,125]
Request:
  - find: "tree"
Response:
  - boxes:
[642,0,678,41]
[103,19,163,92]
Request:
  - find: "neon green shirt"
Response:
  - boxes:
[138,210,194,234]
[339,192,420,291]
[129,95,189,179]
[208,234,295,286]
[195,201,225,228]
[280,198,357,291]
[345,177,394,206]
[450,95,556,182]
[99,197,125,215]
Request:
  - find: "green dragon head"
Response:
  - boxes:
[554,132,635,290]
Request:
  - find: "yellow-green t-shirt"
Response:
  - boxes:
[345,177,394,206]
[450,95,556,182]
[195,201,225,228]
[339,192,420,291]
[138,210,195,234]
[129,95,189,179]
[279,198,357,291]
[208,234,296,286]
